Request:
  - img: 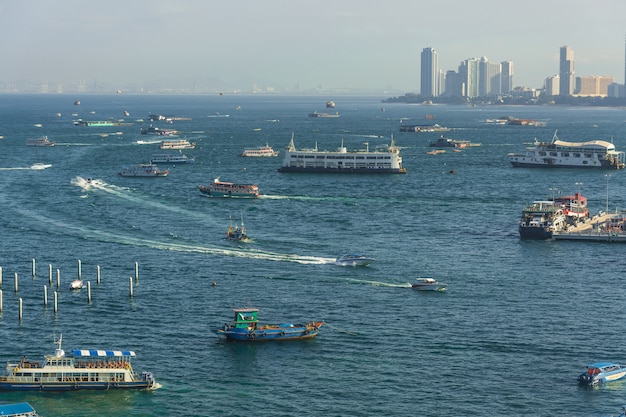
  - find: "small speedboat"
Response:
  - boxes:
[411,278,447,291]
[335,254,374,266]
[69,279,84,290]
[578,362,626,386]
[0,402,40,417]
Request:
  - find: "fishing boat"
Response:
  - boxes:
[508,130,625,169]
[150,153,195,164]
[278,133,406,174]
[69,279,83,290]
[411,278,447,291]
[518,200,566,239]
[226,215,249,242]
[578,362,626,386]
[240,144,279,157]
[335,254,374,266]
[26,136,55,147]
[0,402,40,417]
[159,139,195,149]
[118,164,169,177]
[198,178,259,197]
[214,308,324,342]
[0,336,156,391]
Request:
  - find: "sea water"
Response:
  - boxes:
[0,94,625,416]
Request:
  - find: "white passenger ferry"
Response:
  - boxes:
[241,144,279,157]
[508,131,625,169]
[278,134,406,174]
[0,336,156,391]
[150,153,195,164]
[160,139,196,150]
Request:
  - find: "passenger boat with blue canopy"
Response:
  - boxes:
[0,335,156,391]
[215,308,324,342]
[578,362,626,386]
[0,402,40,417]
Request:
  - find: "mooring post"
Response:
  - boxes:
[19,298,22,321]
[32,259,36,278]
[135,262,139,283]
[48,264,53,285]
[0,266,3,286]
[43,285,48,306]
[54,291,58,313]
[97,265,101,284]
[14,273,18,292]
[87,281,91,303]
[0,289,3,312]
[129,277,133,297]
[56,269,60,288]
[78,259,82,279]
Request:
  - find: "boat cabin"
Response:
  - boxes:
[232,308,259,330]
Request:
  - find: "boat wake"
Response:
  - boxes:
[343,277,412,287]
[0,163,52,171]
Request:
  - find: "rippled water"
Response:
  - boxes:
[0,94,625,416]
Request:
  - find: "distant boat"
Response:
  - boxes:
[69,279,83,290]
[326,100,336,108]
[74,100,80,105]
[26,136,55,147]
[309,110,339,118]
[118,164,169,177]
[411,278,447,291]
[150,153,194,164]
[198,178,259,198]
[240,144,279,157]
[225,214,249,242]
[578,362,626,386]
[214,307,324,342]
[159,139,195,149]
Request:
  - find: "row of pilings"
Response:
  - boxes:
[0,259,141,321]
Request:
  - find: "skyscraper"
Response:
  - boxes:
[559,46,575,96]
[420,47,439,97]
[501,61,514,94]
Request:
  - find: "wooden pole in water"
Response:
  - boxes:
[32,259,36,278]
[19,298,22,321]
[135,262,139,283]
[129,277,133,297]
[54,291,58,313]
[0,289,3,312]
[43,285,48,306]
[56,269,60,288]
[48,264,53,285]
[14,273,18,292]
[77,259,82,279]
[0,266,3,286]
[97,265,101,284]
[87,281,91,303]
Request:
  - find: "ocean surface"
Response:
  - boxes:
[0,94,626,416]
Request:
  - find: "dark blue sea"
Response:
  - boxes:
[1,94,626,416]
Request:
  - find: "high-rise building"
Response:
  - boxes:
[575,75,614,96]
[501,61,514,94]
[559,46,575,96]
[420,47,439,97]
[459,58,480,98]
[544,75,560,96]
[479,57,502,97]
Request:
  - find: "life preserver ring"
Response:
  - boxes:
[125,363,131,370]
[13,367,18,373]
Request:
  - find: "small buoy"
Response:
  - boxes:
[449,169,457,174]
[212,281,217,287]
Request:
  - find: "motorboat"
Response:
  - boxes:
[578,362,626,386]
[69,279,84,290]
[335,254,374,266]
[411,278,447,291]
[215,307,323,342]
[26,136,55,146]
[199,178,259,197]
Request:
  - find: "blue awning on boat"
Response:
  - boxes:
[0,402,36,414]
[72,349,136,357]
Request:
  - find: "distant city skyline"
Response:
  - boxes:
[0,0,625,94]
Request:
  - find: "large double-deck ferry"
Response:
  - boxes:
[278,134,406,174]
[508,131,625,169]
[198,178,259,197]
[0,336,156,391]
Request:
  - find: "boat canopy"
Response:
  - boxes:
[72,349,136,357]
[0,402,36,414]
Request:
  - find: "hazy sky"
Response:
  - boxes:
[1,0,625,92]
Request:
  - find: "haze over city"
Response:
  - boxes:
[1,0,625,93]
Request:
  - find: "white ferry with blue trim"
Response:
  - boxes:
[278,133,406,174]
[508,131,625,169]
[0,336,156,391]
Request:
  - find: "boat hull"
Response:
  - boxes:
[278,166,406,174]
[518,226,553,240]
[217,328,320,342]
[0,381,151,391]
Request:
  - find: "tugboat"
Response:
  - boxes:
[0,335,156,391]
[215,307,324,342]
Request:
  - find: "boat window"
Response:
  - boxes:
[562,152,569,157]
